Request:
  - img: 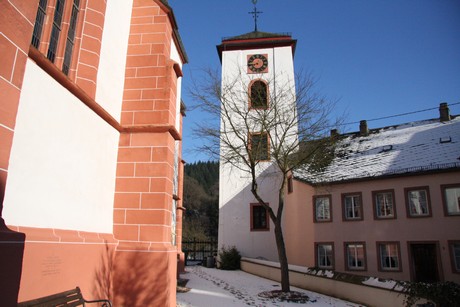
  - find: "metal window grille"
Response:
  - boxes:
[47,0,66,63]
[31,0,48,48]
[62,0,80,74]
[182,240,218,263]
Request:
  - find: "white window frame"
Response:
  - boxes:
[343,193,362,221]
[316,243,334,269]
[373,190,395,219]
[378,242,400,271]
[406,187,431,217]
[449,241,460,273]
[442,184,460,216]
[314,195,331,222]
[345,242,366,271]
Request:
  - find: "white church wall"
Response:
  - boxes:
[96,0,133,121]
[3,59,119,233]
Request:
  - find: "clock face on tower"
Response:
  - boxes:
[247,54,268,73]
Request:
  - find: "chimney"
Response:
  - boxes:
[330,129,339,137]
[359,120,368,136]
[439,102,451,122]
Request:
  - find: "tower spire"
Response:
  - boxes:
[248,0,262,32]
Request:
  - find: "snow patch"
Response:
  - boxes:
[177,265,362,307]
[362,277,404,291]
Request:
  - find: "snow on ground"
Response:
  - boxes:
[177,265,364,307]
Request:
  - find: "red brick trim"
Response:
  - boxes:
[122,125,181,140]
[29,46,120,129]
[173,62,183,78]
[13,226,118,244]
[28,46,182,141]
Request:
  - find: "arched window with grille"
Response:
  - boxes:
[249,79,268,109]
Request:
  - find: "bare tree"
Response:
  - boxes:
[190,67,341,293]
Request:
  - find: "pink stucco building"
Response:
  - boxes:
[285,104,460,283]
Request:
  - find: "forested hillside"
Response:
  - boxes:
[183,161,219,240]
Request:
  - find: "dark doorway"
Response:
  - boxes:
[410,243,440,282]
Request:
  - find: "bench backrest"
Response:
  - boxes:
[18,287,111,307]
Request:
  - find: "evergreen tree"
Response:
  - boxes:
[183,161,219,240]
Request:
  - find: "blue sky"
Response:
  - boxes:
[170,0,460,163]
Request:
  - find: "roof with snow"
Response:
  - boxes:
[294,116,460,184]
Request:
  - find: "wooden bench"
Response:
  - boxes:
[18,287,112,307]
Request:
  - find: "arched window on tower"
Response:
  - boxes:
[249,79,268,109]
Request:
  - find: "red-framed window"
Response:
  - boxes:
[249,79,269,109]
[250,203,269,231]
[249,132,270,161]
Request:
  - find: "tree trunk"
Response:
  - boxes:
[251,168,291,292]
[274,220,290,292]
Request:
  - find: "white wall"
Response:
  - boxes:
[219,162,280,260]
[170,38,183,131]
[3,60,119,233]
[218,45,297,261]
[95,0,133,121]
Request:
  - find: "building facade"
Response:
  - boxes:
[286,107,460,284]
[0,0,187,305]
[214,7,460,287]
[217,31,297,261]
[214,7,459,292]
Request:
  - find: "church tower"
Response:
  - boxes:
[217,3,297,261]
